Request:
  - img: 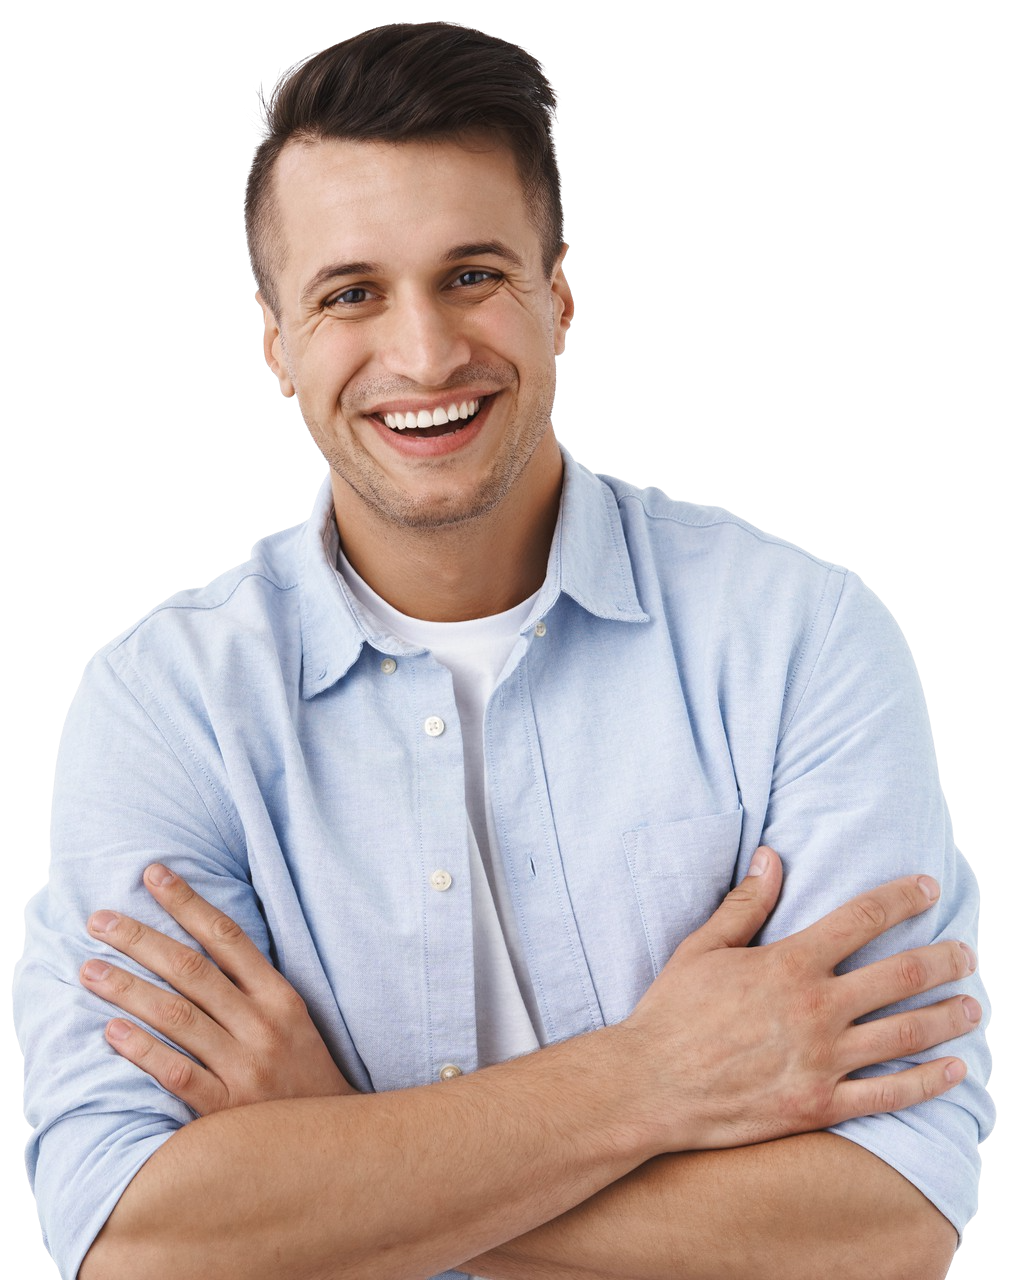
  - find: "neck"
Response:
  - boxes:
[332,436,564,622]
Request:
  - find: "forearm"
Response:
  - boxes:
[80,1026,650,1280]
[468,1132,956,1280]
[77,864,974,1280]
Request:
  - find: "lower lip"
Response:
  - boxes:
[366,398,495,458]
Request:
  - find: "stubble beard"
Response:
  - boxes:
[307,367,556,533]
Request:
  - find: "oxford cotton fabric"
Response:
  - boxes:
[15,451,993,1279]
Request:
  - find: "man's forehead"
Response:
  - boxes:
[273,134,525,212]
[270,136,538,286]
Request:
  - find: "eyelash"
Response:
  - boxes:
[326,287,374,307]
[451,269,499,288]
[322,269,501,310]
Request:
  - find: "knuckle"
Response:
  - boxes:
[790,1080,833,1129]
[794,979,832,1023]
[244,1049,282,1089]
[896,955,927,995]
[848,895,889,934]
[896,1016,922,1056]
[920,1069,939,1103]
[899,879,924,913]
[947,941,967,981]
[876,1077,901,1113]
[107,967,136,997]
[158,995,198,1032]
[776,944,811,983]
[273,982,308,1018]
[130,1033,155,1064]
[171,881,197,908]
[716,883,758,915]
[210,912,244,945]
[117,918,147,949]
[166,1058,195,1095]
[257,1015,292,1053]
[169,948,208,982]
[722,881,754,904]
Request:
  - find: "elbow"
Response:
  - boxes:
[877,1203,957,1280]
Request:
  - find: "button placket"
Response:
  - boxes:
[412,663,478,1080]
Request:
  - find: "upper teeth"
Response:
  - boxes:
[383,399,481,430]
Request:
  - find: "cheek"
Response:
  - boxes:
[300,326,372,401]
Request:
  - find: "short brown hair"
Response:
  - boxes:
[246,22,564,316]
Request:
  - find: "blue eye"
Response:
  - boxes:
[328,287,372,306]
[453,270,497,288]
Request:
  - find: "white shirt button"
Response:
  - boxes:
[424,715,445,737]
[429,870,453,892]
[534,620,547,637]
[439,1064,463,1080]
[380,658,397,675]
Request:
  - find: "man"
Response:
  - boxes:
[15,22,991,1280]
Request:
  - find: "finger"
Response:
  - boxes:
[837,939,975,1020]
[102,1017,227,1116]
[839,995,983,1074]
[789,875,940,972]
[86,907,248,1032]
[80,956,233,1063]
[676,847,783,956]
[829,1055,967,1127]
[142,864,278,997]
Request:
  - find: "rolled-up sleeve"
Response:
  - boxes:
[757,570,994,1233]
[14,648,270,1279]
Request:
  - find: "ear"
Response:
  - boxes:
[550,246,574,355]
[256,291,296,398]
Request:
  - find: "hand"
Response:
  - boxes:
[79,864,355,1114]
[624,847,980,1154]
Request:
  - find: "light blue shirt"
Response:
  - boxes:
[15,452,993,1279]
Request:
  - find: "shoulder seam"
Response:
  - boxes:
[614,491,842,572]
[108,572,297,655]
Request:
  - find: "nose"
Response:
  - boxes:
[379,290,472,387]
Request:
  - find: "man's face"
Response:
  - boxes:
[260,136,572,531]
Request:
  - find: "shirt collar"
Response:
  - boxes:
[298,447,649,700]
[534,447,650,627]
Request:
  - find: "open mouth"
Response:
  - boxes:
[374,396,488,439]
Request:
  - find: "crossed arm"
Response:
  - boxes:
[77,851,973,1280]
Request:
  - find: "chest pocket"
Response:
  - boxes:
[623,807,744,977]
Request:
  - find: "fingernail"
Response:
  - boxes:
[944,1060,966,1084]
[89,911,119,934]
[147,864,176,887]
[107,1019,132,1042]
[82,959,111,981]
[747,849,769,877]
[917,876,940,903]
[959,942,977,973]
[962,997,982,1024]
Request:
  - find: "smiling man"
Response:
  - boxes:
[15,22,992,1280]
[261,134,571,622]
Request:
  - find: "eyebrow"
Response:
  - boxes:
[300,262,380,306]
[441,241,524,268]
[299,242,525,305]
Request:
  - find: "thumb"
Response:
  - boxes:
[678,846,784,956]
